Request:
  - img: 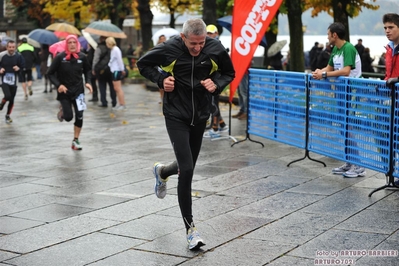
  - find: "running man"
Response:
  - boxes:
[0,40,25,124]
[137,18,235,250]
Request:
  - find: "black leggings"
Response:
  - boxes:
[59,97,83,128]
[163,118,206,230]
[1,84,17,115]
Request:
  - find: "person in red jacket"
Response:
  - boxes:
[383,13,399,85]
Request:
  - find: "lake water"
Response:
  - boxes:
[219,35,388,59]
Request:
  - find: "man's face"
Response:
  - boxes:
[6,42,16,55]
[67,38,78,53]
[207,32,218,39]
[384,22,399,44]
[181,33,206,57]
[327,29,336,46]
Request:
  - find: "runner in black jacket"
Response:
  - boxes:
[137,18,235,250]
[47,35,92,150]
[0,40,25,124]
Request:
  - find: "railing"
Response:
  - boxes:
[241,69,398,196]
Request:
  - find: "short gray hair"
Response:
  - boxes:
[182,18,206,37]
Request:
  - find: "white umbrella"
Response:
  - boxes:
[152,28,180,46]
[81,30,98,50]
[267,40,287,57]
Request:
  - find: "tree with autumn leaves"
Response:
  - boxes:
[10,0,380,72]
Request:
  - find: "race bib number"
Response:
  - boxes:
[3,73,15,85]
[76,93,86,111]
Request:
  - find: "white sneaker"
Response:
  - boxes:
[187,223,205,250]
[112,105,127,111]
[203,129,221,138]
[219,125,229,132]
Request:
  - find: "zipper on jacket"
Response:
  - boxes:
[190,57,195,126]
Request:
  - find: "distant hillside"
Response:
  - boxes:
[278,0,398,36]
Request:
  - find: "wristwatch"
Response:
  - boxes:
[322,72,327,79]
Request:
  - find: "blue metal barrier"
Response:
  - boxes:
[248,69,307,149]
[246,69,397,195]
[308,76,391,173]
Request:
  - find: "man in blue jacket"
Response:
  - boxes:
[137,18,235,250]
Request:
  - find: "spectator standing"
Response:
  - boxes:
[361,47,375,73]
[312,22,364,178]
[383,13,399,186]
[310,43,324,71]
[86,44,98,102]
[355,39,365,60]
[232,72,249,120]
[93,36,116,108]
[308,42,320,70]
[315,43,333,70]
[126,44,134,70]
[47,35,92,150]
[0,40,25,123]
[203,24,229,138]
[137,18,235,250]
[377,52,386,74]
[106,37,126,110]
[40,44,52,93]
[17,38,36,100]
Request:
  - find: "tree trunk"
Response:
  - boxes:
[169,12,176,28]
[286,0,304,72]
[137,0,153,51]
[202,0,217,26]
[332,0,350,41]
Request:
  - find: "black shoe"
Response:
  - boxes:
[43,90,47,93]
[89,98,99,102]
[0,101,4,111]
[232,111,244,118]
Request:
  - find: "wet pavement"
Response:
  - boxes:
[0,79,398,266]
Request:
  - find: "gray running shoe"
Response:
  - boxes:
[343,165,366,178]
[153,163,168,199]
[332,162,352,174]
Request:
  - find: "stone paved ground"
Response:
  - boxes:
[0,80,398,266]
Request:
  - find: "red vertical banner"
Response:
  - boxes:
[230,0,283,102]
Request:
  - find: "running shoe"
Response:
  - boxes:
[187,224,205,250]
[28,86,33,96]
[5,115,12,124]
[24,94,28,100]
[153,162,169,199]
[343,165,366,178]
[71,139,82,150]
[219,125,229,132]
[332,162,352,174]
[57,106,64,122]
[203,129,221,138]
[112,105,127,111]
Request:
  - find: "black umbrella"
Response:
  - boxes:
[217,15,268,48]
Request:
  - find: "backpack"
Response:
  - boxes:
[94,45,110,74]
